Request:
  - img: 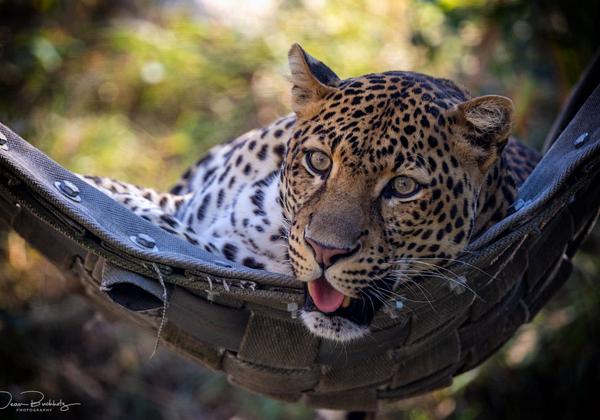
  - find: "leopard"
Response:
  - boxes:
[83,44,540,342]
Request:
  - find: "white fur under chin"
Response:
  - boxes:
[300,310,369,342]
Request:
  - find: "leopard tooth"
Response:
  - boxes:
[342,295,352,308]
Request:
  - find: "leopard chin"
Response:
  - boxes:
[300,310,369,342]
[300,277,387,341]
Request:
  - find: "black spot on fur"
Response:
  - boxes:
[242,257,265,270]
[196,193,211,222]
[257,144,269,160]
[222,243,238,261]
[243,163,252,175]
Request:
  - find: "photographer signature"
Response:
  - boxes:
[0,390,81,412]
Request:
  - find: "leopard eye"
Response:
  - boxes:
[305,150,332,176]
[389,176,421,199]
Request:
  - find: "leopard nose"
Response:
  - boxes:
[305,237,357,269]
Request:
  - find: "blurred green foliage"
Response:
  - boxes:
[0,0,599,419]
[2,0,596,187]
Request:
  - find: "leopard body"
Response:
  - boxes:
[84,45,540,341]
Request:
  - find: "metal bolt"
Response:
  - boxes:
[287,303,299,319]
[394,299,404,311]
[54,180,81,202]
[448,275,467,295]
[384,299,404,319]
[130,233,157,250]
[513,198,525,211]
[574,132,589,148]
[0,132,7,151]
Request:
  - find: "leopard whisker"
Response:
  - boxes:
[398,261,483,300]
[397,256,496,281]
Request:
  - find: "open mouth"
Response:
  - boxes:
[303,276,387,326]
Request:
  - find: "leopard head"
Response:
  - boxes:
[281,44,513,341]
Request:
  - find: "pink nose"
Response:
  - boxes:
[305,237,356,268]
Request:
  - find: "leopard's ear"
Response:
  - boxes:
[288,43,340,119]
[450,95,514,173]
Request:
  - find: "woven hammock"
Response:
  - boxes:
[0,52,599,412]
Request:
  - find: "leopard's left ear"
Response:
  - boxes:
[450,95,514,173]
[288,43,340,119]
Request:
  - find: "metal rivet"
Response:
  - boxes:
[384,298,405,319]
[0,132,9,151]
[513,198,525,211]
[287,303,299,319]
[574,132,589,148]
[54,180,81,202]
[130,233,157,250]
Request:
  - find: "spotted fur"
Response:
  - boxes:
[83,44,540,342]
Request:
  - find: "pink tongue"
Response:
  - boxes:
[307,277,345,313]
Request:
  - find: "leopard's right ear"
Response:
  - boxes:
[288,43,340,119]
[449,95,514,174]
